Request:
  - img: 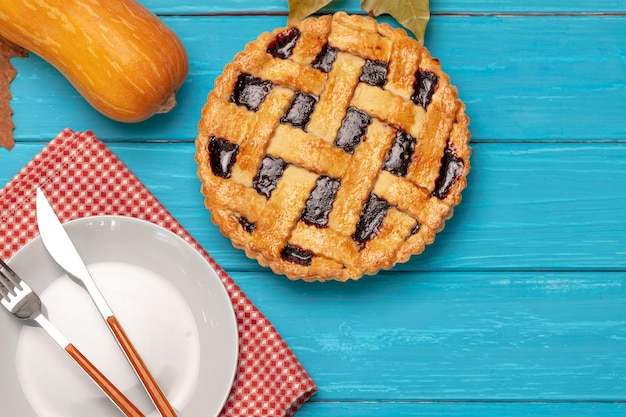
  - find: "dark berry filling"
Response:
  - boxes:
[411,69,438,109]
[208,136,239,178]
[383,130,417,177]
[231,73,273,111]
[280,244,314,266]
[359,60,388,87]
[334,107,372,154]
[280,92,318,130]
[411,222,421,235]
[312,43,338,73]
[301,176,341,227]
[238,216,256,233]
[267,27,301,59]
[432,143,465,200]
[353,194,390,247]
[253,155,287,198]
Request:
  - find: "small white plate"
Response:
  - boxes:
[0,216,239,417]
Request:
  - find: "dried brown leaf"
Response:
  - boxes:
[0,37,28,151]
[287,0,431,41]
[361,0,430,41]
[287,0,333,22]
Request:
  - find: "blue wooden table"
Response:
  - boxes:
[2,1,625,416]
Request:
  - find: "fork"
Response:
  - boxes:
[0,258,145,417]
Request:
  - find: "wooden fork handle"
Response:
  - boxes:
[106,315,179,417]
[65,343,145,417]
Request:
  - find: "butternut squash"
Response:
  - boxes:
[0,0,189,122]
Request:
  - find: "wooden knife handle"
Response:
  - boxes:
[106,315,179,417]
[65,343,145,417]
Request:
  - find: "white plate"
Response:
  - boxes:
[0,216,239,417]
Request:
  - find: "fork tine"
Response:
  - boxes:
[0,258,28,298]
[0,259,16,298]
[0,258,22,288]
[0,272,8,299]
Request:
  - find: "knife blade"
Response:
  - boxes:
[35,188,179,417]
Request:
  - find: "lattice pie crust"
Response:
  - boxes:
[196,13,470,281]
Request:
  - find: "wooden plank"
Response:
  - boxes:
[426,15,626,141]
[2,142,625,273]
[7,16,626,142]
[141,0,626,14]
[114,142,626,273]
[233,270,626,401]
[295,401,626,417]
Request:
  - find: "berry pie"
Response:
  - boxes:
[195,12,470,281]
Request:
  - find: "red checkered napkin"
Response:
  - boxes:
[0,128,317,417]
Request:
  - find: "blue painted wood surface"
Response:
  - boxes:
[1,1,625,416]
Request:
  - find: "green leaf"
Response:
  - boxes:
[287,0,334,22]
[360,0,430,42]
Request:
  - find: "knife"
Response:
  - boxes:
[35,188,179,417]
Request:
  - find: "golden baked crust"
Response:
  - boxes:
[195,12,471,281]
